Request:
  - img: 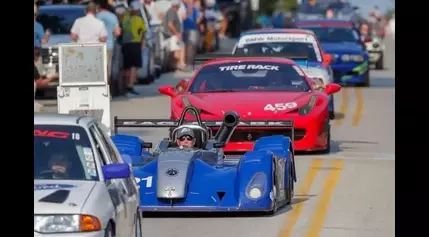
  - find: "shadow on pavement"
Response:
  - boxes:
[370,77,395,88]
[143,195,314,219]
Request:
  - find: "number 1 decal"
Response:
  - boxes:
[139,176,153,188]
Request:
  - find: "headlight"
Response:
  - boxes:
[246,172,267,200]
[34,214,101,233]
[298,96,318,116]
[341,54,364,62]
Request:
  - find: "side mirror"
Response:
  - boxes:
[322,54,332,65]
[158,85,176,97]
[325,83,341,95]
[142,142,153,149]
[174,79,189,93]
[213,142,226,148]
[102,163,130,179]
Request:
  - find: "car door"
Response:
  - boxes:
[95,123,139,234]
[89,125,129,237]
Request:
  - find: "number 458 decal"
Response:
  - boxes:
[264,102,298,111]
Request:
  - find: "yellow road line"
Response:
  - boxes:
[352,88,364,126]
[304,160,344,237]
[334,88,349,126]
[277,159,323,237]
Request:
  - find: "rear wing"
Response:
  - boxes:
[193,53,309,70]
[113,117,295,143]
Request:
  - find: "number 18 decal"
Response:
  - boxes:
[264,102,298,111]
[136,176,153,188]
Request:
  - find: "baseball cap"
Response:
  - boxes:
[177,127,194,139]
[130,1,141,10]
[171,0,181,6]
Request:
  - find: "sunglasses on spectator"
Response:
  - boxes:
[179,136,193,141]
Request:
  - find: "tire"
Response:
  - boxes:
[329,98,335,120]
[285,162,294,205]
[358,70,370,87]
[134,210,142,237]
[268,162,278,215]
[375,53,384,70]
[104,222,114,237]
[320,124,331,154]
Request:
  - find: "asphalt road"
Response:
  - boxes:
[39,37,395,237]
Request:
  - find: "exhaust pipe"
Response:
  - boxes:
[214,111,240,145]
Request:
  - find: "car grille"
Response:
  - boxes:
[212,129,306,142]
[41,47,59,64]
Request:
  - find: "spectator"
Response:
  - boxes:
[163,0,188,71]
[34,4,50,60]
[71,1,108,43]
[96,1,121,83]
[325,8,334,19]
[299,0,323,15]
[34,57,58,112]
[121,1,146,96]
[144,0,162,22]
[183,0,201,65]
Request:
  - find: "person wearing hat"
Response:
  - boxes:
[121,1,146,97]
[176,127,196,148]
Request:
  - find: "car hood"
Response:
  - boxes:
[183,92,313,119]
[34,180,96,214]
[321,42,364,54]
[42,35,72,48]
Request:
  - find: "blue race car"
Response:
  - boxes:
[296,19,370,86]
[111,106,297,214]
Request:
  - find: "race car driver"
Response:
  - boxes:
[176,127,196,148]
[49,153,71,179]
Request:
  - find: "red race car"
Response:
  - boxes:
[159,57,341,153]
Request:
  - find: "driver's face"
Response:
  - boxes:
[176,135,195,148]
[51,160,69,176]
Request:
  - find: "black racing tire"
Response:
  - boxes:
[134,210,142,237]
[104,222,115,237]
[286,161,294,205]
[375,53,384,70]
[320,124,331,154]
[267,161,278,215]
[357,70,370,87]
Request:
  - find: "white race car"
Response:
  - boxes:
[365,36,385,69]
[34,114,141,237]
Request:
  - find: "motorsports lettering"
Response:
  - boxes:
[240,34,314,45]
[34,129,81,140]
[219,64,280,71]
[117,120,293,127]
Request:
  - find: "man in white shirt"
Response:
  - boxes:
[71,2,108,43]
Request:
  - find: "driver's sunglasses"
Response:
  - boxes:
[179,136,193,141]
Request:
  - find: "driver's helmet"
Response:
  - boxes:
[49,153,69,169]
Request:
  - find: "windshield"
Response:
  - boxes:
[189,62,311,93]
[234,42,320,62]
[37,7,85,34]
[34,125,99,181]
[301,26,360,43]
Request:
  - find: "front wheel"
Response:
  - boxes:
[105,222,114,237]
[375,52,384,70]
[320,124,331,154]
[134,210,142,237]
[285,163,294,205]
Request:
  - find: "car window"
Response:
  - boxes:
[189,62,311,93]
[37,7,85,34]
[301,26,360,43]
[34,125,99,181]
[89,126,111,165]
[95,123,121,163]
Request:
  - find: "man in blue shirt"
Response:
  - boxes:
[183,0,201,65]
[96,1,121,83]
[34,4,50,59]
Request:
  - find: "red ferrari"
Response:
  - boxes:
[159,57,341,153]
